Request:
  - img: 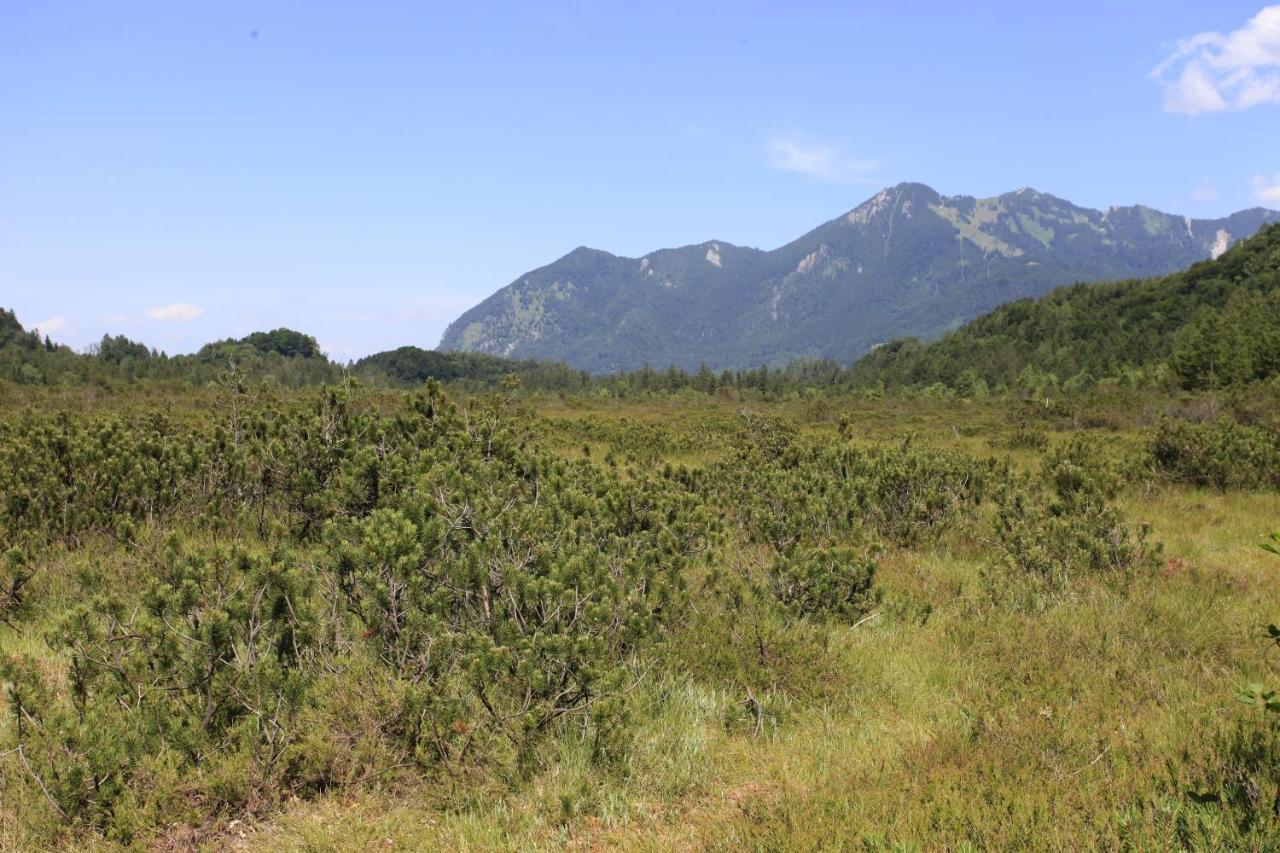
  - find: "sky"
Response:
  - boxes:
[3,1,1280,360]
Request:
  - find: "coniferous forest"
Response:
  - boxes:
[1,228,1280,848]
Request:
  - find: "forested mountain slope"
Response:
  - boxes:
[847,223,1280,392]
[440,184,1279,372]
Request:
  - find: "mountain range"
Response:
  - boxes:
[438,183,1280,373]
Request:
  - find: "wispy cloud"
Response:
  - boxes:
[1151,5,1280,114]
[1255,173,1280,203]
[1191,183,1217,202]
[32,315,69,335]
[767,135,879,184]
[145,303,205,322]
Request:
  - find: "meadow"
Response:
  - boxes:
[1,380,1278,850]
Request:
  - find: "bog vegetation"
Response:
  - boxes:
[0,375,1278,849]
[1,228,1280,848]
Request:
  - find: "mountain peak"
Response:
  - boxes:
[993,186,1077,209]
[556,245,617,264]
[845,182,940,224]
[890,181,939,196]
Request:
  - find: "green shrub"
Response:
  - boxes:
[841,441,993,547]
[719,422,989,554]
[1148,417,1280,490]
[0,543,37,625]
[2,539,316,833]
[990,439,1160,595]
[322,392,711,773]
[0,412,200,549]
[994,418,1050,451]
[766,545,878,621]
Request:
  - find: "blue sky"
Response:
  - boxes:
[3,1,1279,359]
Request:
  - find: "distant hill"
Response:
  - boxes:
[196,328,325,363]
[846,223,1280,393]
[349,346,588,390]
[439,183,1280,372]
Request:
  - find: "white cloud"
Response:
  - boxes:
[767,135,879,184]
[32,315,68,335]
[145,303,205,322]
[1191,184,1217,201]
[1254,173,1280,203]
[1151,5,1280,114]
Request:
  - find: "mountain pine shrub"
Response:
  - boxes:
[989,438,1160,598]
[1148,417,1280,490]
[2,539,316,835]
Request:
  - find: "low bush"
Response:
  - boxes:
[993,417,1050,451]
[1,540,316,834]
[1147,417,1280,490]
[989,439,1160,597]
[717,420,991,555]
[766,545,878,621]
